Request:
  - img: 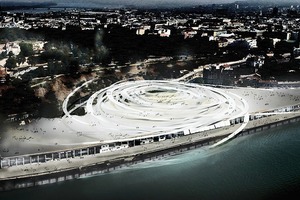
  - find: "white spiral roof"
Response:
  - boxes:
[63,80,248,140]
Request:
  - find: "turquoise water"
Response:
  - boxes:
[1,122,300,200]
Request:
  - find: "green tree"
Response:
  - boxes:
[28,55,38,66]
[0,52,6,59]
[69,59,80,77]
[40,49,64,62]
[16,54,26,66]
[4,56,17,70]
[19,42,34,57]
[93,29,108,63]
[257,37,274,52]
[8,51,14,58]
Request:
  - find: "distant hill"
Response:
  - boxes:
[0,1,57,10]
[234,0,300,6]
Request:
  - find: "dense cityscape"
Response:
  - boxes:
[0,2,300,122]
[1,1,300,198]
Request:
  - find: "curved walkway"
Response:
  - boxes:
[61,79,249,143]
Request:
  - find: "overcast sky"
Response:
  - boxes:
[1,0,298,7]
[0,0,233,8]
[1,0,234,3]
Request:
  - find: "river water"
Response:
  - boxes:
[1,122,300,200]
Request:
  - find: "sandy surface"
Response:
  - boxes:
[1,81,300,158]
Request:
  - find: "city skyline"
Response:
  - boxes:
[1,0,300,8]
[1,2,300,196]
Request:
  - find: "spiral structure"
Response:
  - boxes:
[64,80,248,138]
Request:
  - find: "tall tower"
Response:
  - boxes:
[272,7,279,17]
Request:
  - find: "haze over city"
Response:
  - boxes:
[1,0,300,8]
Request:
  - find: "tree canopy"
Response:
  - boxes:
[19,42,34,57]
[4,56,17,69]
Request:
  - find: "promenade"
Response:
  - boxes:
[1,112,299,181]
[0,79,300,185]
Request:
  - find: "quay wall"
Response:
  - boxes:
[1,114,300,191]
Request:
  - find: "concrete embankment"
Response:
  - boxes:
[1,114,300,191]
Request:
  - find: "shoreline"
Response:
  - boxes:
[1,113,300,191]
